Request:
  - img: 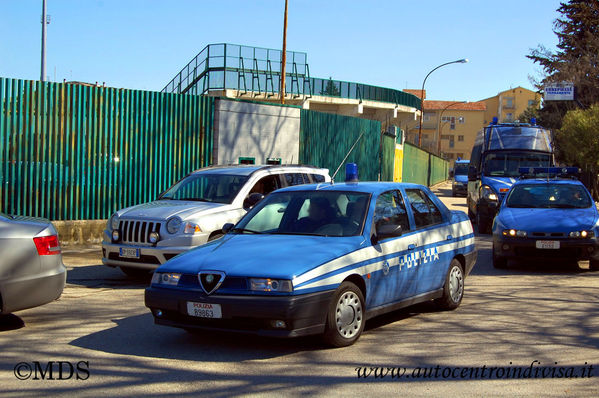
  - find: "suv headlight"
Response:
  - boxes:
[110,213,120,230]
[183,222,202,234]
[481,185,498,201]
[166,217,182,234]
[151,272,181,286]
[502,229,527,237]
[249,278,293,292]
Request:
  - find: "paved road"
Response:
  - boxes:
[1,182,598,397]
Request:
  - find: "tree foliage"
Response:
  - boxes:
[555,104,599,172]
[320,77,341,97]
[528,0,599,129]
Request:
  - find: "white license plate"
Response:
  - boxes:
[187,302,222,318]
[536,240,560,249]
[119,247,140,258]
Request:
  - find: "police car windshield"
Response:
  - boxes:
[236,191,370,237]
[484,152,551,177]
[506,184,592,209]
[159,174,249,204]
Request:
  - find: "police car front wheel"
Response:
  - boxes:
[323,281,365,347]
[435,259,464,310]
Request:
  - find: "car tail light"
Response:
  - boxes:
[33,235,61,256]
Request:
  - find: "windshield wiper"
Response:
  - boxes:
[549,204,577,208]
[231,227,263,234]
[178,198,212,202]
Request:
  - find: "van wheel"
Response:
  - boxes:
[477,212,491,234]
[434,259,464,310]
[322,282,365,347]
[590,259,599,271]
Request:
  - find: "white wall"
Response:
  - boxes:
[214,99,301,165]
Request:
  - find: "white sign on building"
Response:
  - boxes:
[544,82,574,101]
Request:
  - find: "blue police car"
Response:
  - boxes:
[145,176,477,347]
[492,167,599,270]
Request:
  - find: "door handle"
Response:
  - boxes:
[408,244,416,250]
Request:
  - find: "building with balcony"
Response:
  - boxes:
[480,86,540,124]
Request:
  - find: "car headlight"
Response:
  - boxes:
[502,229,527,237]
[481,185,498,201]
[110,213,120,230]
[166,217,182,234]
[151,272,181,286]
[570,230,594,238]
[183,222,202,234]
[249,278,293,292]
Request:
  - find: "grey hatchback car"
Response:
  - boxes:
[0,213,66,314]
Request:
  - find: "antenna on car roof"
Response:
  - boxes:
[330,132,364,184]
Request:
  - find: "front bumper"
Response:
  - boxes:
[493,235,599,261]
[102,240,207,270]
[145,286,335,338]
[452,183,467,194]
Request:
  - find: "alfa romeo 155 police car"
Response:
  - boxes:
[492,167,599,270]
[145,168,476,347]
[102,165,330,277]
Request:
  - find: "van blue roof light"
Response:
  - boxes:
[530,117,536,126]
[518,166,580,178]
[345,163,359,183]
[492,117,498,125]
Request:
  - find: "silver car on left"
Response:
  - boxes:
[0,213,66,314]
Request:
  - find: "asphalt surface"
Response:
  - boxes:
[1,181,598,397]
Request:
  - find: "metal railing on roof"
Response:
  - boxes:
[162,43,421,110]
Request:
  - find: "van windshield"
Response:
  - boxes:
[454,164,469,175]
[483,152,551,177]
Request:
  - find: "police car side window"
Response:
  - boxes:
[374,190,410,232]
[405,189,444,228]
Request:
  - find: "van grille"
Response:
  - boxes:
[119,220,161,245]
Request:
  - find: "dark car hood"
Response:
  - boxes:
[158,234,366,280]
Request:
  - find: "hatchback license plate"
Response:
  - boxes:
[536,240,560,249]
[119,247,140,258]
[187,302,222,318]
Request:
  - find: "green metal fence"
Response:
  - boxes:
[0,77,214,220]
[402,142,448,186]
[299,110,382,181]
[381,131,395,182]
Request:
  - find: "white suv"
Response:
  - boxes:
[102,165,330,276]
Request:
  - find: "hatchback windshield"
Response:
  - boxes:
[506,184,592,209]
[159,174,249,204]
[234,191,370,237]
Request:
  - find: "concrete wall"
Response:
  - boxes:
[214,99,301,164]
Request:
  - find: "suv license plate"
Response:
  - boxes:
[119,247,140,258]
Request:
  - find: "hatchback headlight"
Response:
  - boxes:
[166,217,182,234]
[502,229,527,237]
[570,230,594,238]
[110,213,120,230]
[151,272,181,286]
[249,278,293,292]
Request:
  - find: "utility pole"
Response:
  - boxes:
[280,0,288,104]
[41,0,47,81]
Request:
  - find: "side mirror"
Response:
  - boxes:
[222,223,234,234]
[372,223,402,245]
[243,192,264,209]
[468,166,478,181]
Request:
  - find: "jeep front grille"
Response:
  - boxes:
[119,220,161,244]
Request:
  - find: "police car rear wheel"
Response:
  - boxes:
[435,259,464,310]
[323,282,365,347]
[590,259,599,271]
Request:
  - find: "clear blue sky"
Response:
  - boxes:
[1,0,562,102]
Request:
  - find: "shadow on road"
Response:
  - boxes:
[66,264,151,289]
[0,314,25,332]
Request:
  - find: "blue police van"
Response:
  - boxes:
[467,118,554,233]
[451,159,470,197]
[145,167,477,347]
[492,167,599,270]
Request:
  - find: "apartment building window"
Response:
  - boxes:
[441,135,451,140]
[458,135,464,142]
[423,112,435,121]
[528,99,535,107]
[505,98,514,108]
[442,116,456,130]
[458,116,465,124]
[447,153,455,159]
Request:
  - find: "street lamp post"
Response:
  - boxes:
[417,58,468,146]
[436,101,467,156]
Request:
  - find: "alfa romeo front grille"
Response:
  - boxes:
[119,220,161,244]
